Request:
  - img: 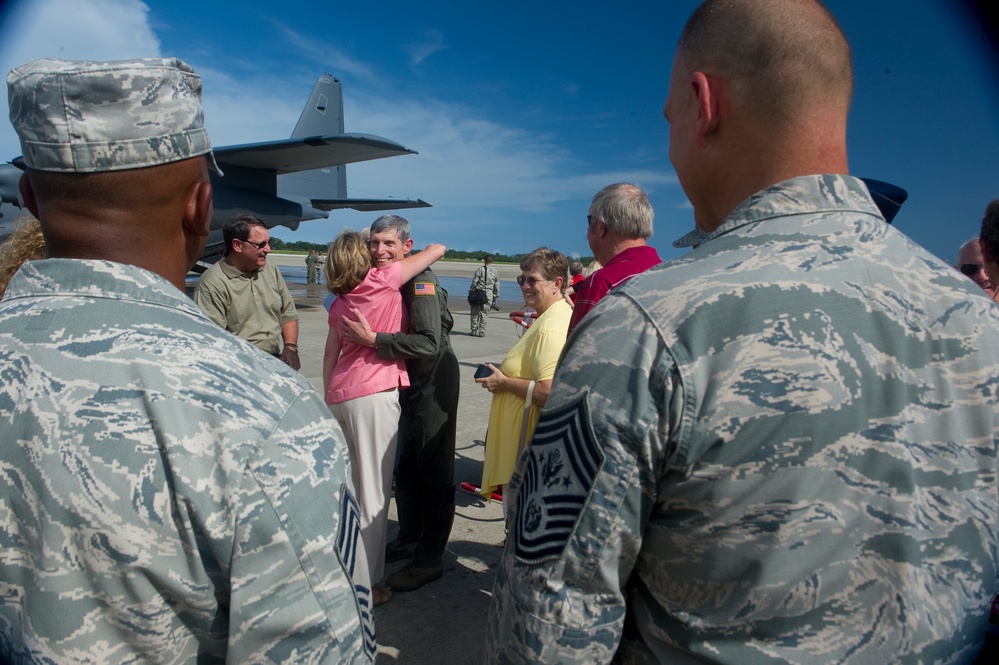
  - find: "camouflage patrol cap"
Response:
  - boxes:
[7,57,222,174]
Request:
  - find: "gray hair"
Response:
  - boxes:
[589,183,654,240]
[370,214,411,243]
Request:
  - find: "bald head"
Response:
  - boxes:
[666,0,853,231]
[677,0,852,125]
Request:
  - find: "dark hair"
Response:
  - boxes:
[979,198,999,262]
[222,213,266,255]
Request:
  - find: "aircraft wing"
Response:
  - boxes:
[310,197,432,212]
[213,133,417,174]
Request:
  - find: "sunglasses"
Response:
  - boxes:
[959,263,983,276]
[240,239,270,250]
[516,275,546,287]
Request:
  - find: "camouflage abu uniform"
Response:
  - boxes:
[0,260,374,662]
[469,262,500,336]
[1,56,374,662]
[487,175,999,663]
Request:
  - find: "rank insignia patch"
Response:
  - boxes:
[513,395,604,563]
[337,486,376,657]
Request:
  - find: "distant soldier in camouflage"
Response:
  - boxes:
[469,255,500,336]
[487,1,999,663]
[306,248,319,284]
[0,58,373,662]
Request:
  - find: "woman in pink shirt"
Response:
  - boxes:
[323,229,446,606]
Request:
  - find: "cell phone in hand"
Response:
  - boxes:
[474,364,493,379]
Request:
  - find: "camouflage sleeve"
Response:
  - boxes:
[486,292,677,664]
[470,266,485,292]
[227,388,374,662]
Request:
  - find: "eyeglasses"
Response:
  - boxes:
[959,263,983,276]
[517,275,547,287]
[240,238,270,250]
[586,214,594,226]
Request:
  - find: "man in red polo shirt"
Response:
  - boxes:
[568,182,661,333]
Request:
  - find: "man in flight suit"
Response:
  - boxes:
[342,214,460,592]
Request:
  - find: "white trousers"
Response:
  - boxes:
[330,389,401,585]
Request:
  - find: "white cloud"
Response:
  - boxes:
[0,0,162,157]
[268,20,379,83]
[406,29,446,68]
[195,68,304,146]
[0,0,682,254]
[341,92,674,216]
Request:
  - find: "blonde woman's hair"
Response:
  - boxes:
[0,216,45,297]
[325,229,372,295]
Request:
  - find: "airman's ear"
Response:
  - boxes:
[691,71,720,145]
[183,180,212,238]
[19,172,39,219]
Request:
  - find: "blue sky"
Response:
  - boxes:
[1,0,997,264]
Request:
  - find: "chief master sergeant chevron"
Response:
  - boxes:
[486,1,999,663]
[0,58,374,662]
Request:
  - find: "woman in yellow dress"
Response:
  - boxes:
[475,247,571,502]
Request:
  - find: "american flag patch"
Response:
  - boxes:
[414,281,436,296]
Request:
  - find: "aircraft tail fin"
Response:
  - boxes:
[291,74,345,137]
[279,75,347,200]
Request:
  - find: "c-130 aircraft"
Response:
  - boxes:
[0,74,430,269]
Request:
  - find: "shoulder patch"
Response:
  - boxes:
[513,395,604,563]
[413,281,436,297]
[337,485,376,658]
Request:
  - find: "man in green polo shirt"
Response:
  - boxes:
[195,213,301,369]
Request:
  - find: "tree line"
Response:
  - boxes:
[270,237,595,266]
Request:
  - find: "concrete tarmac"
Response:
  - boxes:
[267,255,522,663]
